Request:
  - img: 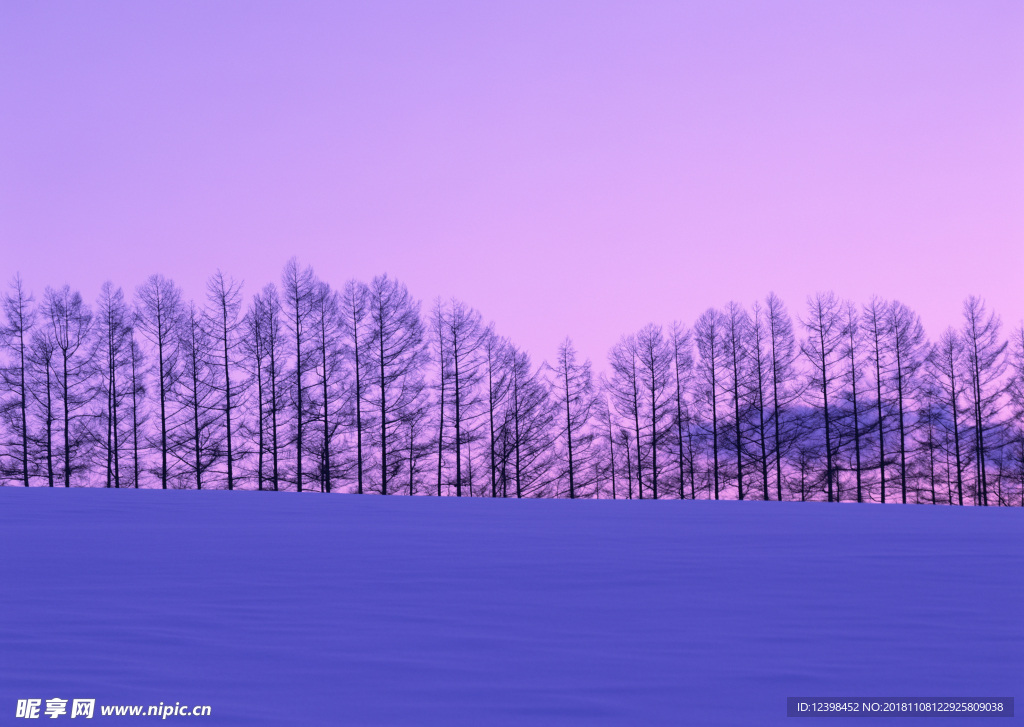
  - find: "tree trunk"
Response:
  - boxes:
[817,323,834,502]
[158,320,168,490]
[62,351,70,488]
[222,303,234,490]
[564,363,575,498]
[270,342,280,491]
[379,319,388,495]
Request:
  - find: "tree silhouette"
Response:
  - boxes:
[2,263,1022,507]
[136,275,183,490]
[1,275,35,487]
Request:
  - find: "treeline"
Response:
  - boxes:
[2,261,1023,506]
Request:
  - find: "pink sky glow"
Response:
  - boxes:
[1,1,1022,368]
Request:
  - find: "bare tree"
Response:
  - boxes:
[429,298,450,496]
[206,271,244,490]
[27,327,57,486]
[13,262,1024,503]
[340,280,370,493]
[929,329,967,505]
[1007,323,1024,506]
[548,337,597,498]
[694,309,724,498]
[281,259,317,492]
[483,331,512,497]
[839,301,866,502]
[439,300,488,497]
[365,275,428,495]
[721,303,751,500]
[801,292,846,502]
[748,303,774,500]
[45,286,96,487]
[668,322,694,499]
[308,280,344,493]
[0,275,35,486]
[608,334,644,497]
[1009,323,1024,425]
[961,296,1007,506]
[886,301,927,504]
[915,373,944,504]
[635,324,674,499]
[863,296,892,502]
[94,282,132,488]
[173,302,221,489]
[136,275,183,489]
[126,330,148,488]
[241,295,268,490]
[765,293,802,501]
[246,284,287,491]
[502,344,553,498]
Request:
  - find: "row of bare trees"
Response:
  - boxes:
[2,264,1023,505]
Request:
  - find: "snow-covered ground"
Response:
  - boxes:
[1,490,1020,726]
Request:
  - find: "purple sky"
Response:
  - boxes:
[2,1,1022,368]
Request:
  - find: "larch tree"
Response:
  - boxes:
[748,303,777,501]
[721,303,751,500]
[635,324,674,499]
[365,275,428,496]
[694,309,724,499]
[136,274,184,489]
[45,286,95,488]
[94,282,132,488]
[442,300,489,497]
[281,259,317,492]
[960,296,1007,506]
[839,301,867,502]
[548,337,597,499]
[765,292,801,501]
[27,327,57,486]
[126,329,148,488]
[0,275,35,486]
[483,331,513,498]
[863,296,892,502]
[248,284,287,491]
[502,344,553,498]
[309,280,343,493]
[1006,323,1024,506]
[800,292,846,502]
[340,279,370,493]
[929,329,967,505]
[173,302,221,489]
[206,271,244,490]
[429,298,450,496]
[10,263,1024,503]
[669,321,694,499]
[608,334,644,498]
[885,301,927,504]
[1009,323,1024,425]
[241,295,268,490]
[914,372,944,504]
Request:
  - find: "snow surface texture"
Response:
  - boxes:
[1,490,1020,726]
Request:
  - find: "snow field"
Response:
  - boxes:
[1,489,1020,726]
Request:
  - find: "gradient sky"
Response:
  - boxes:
[2,1,1022,368]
